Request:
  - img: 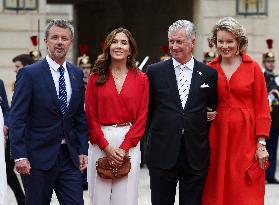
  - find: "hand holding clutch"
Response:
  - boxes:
[245,160,269,185]
[96,155,131,179]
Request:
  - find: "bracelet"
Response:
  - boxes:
[258,140,266,146]
[257,147,266,151]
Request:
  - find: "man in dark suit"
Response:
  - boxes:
[2,67,26,205]
[9,19,88,205]
[146,20,218,205]
[3,53,34,205]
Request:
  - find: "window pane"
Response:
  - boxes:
[5,0,24,9]
[24,0,37,9]
[258,0,266,13]
[237,0,267,15]
[5,0,37,10]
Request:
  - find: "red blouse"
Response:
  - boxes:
[85,68,149,152]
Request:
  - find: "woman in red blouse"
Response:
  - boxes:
[202,17,271,205]
[85,27,149,205]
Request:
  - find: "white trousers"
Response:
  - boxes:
[88,125,141,205]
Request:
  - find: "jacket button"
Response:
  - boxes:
[181,128,184,134]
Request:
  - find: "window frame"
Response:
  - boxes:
[4,0,38,11]
[236,0,268,16]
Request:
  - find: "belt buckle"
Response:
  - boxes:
[112,124,118,127]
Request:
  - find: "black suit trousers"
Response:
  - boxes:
[149,143,208,205]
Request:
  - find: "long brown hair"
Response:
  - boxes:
[94,27,138,84]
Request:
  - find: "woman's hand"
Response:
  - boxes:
[104,145,124,167]
[116,148,127,158]
[207,107,217,121]
[255,146,269,170]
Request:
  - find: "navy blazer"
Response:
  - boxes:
[146,58,218,170]
[0,79,9,126]
[9,59,88,170]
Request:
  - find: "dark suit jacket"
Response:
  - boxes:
[146,58,217,170]
[0,79,9,125]
[9,59,88,170]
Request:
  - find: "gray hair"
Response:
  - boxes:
[210,17,248,52]
[45,19,74,39]
[168,20,196,39]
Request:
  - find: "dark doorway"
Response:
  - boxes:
[48,0,194,67]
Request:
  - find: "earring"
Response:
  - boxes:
[236,45,240,55]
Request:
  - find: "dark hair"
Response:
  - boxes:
[94,27,138,84]
[12,54,34,66]
[45,19,74,39]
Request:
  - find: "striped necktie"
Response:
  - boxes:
[58,66,67,115]
[178,65,189,109]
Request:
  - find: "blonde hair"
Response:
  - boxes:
[210,17,248,53]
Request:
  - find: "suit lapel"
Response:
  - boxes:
[41,59,60,107]
[165,59,184,110]
[66,63,77,115]
[184,59,201,110]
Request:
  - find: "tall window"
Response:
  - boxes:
[4,0,38,11]
[236,0,268,15]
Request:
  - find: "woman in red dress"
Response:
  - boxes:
[85,28,149,205]
[202,17,271,205]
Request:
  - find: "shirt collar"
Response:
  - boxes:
[172,56,194,71]
[46,55,67,72]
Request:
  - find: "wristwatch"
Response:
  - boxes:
[258,140,266,146]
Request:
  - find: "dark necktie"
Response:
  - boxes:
[58,66,67,115]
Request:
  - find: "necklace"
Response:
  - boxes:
[112,69,127,84]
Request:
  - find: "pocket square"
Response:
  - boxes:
[200,83,209,88]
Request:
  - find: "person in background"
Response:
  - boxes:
[160,44,171,62]
[77,44,93,87]
[262,39,279,184]
[2,54,31,205]
[202,17,271,205]
[85,27,149,205]
[29,35,42,62]
[203,38,216,64]
[12,54,34,74]
[76,44,92,190]
[146,20,218,205]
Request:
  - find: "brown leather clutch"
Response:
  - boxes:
[96,156,131,179]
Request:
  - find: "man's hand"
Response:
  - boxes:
[207,107,217,121]
[3,125,8,136]
[15,159,31,175]
[3,126,8,144]
[79,154,88,171]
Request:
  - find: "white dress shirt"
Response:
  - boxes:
[173,57,194,108]
[46,55,72,106]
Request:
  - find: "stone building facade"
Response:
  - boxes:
[0,0,278,99]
